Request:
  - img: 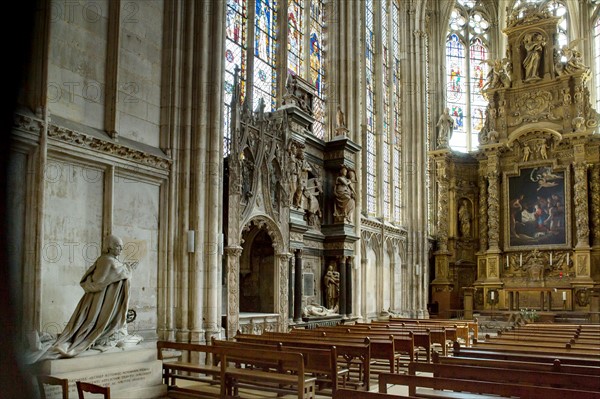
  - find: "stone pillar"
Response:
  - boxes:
[478,175,488,251]
[462,287,475,320]
[590,286,600,324]
[225,246,243,339]
[573,161,590,249]
[294,249,303,322]
[288,256,294,323]
[339,256,347,318]
[346,256,353,317]
[435,155,450,253]
[591,164,600,247]
[486,160,500,251]
[277,253,291,332]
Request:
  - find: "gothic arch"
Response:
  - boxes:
[241,215,287,255]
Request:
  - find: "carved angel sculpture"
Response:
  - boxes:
[559,38,588,74]
[482,58,511,89]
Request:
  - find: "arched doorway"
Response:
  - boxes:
[240,227,275,313]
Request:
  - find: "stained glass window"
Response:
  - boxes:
[253,0,277,112]
[382,0,390,220]
[310,0,325,139]
[365,0,376,215]
[392,0,402,223]
[287,0,304,76]
[224,0,248,156]
[445,3,489,152]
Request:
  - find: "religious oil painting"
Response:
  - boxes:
[506,166,569,249]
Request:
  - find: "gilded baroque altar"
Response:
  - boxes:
[430,4,600,318]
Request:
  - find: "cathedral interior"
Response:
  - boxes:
[3,0,600,396]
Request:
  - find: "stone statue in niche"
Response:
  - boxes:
[30,235,142,362]
[240,152,254,199]
[436,107,454,147]
[523,32,546,81]
[303,175,322,227]
[323,265,340,310]
[458,199,472,238]
[522,144,531,162]
[539,140,548,160]
[336,105,346,128]
[333,165,356,224]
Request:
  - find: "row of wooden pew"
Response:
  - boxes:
[157,317,478,398]
[369,322,600,398]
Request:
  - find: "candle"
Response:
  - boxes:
[491,291,495,300]
[506,255,509,268]
[550,253,553,266]
[562,291,567,301]
[567,253,570,265]
[519,254,522,267]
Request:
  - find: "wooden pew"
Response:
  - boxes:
[157,341,317,399]
[212,338,349,395]
[387,317,477,345]
[157,340,222,397]
[378,373,600,399]
[219,346,317,399]
[333,388,417,399]
[291,328,415,369]
[407,361,600,392]
[234,333,372,391]
[432,352,600,376]
[453,344,600,367]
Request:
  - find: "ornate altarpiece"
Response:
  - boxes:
[431,4,600,317]
[223,72,360,337]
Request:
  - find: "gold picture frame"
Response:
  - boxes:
[504,165,571,250]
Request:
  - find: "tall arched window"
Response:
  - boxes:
[445,0,490,153]
[364,0,402,221]
[224,0,326,155]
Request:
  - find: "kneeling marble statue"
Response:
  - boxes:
[31,235,142,361]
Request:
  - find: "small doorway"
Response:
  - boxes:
[239,228,275,313]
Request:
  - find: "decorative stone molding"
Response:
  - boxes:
[573,162,590,248]
[13,113,43,134]
[47,124,172,170]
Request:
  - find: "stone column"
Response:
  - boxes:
[277,253,291,332]
[294,249,303,322]
[346,256,353,317]
[573,161,590,249]
[225,246,243,339]
[590,286,600,323]
[339,256,347,317]
[288,256,294,323]
[478,175,488,251]
[487,163,500,251]
[589,164,600,247]
[435,155,450,253]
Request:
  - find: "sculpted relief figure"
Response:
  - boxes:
[523,32,546,81]
[336,105,346,128]
[458,199,472,238]
[436,107,454,147]
[333,165,356,224]
[32,235,141,361]
[482,58,511,89]
[303,176,322,227]
[323,265,340,310]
